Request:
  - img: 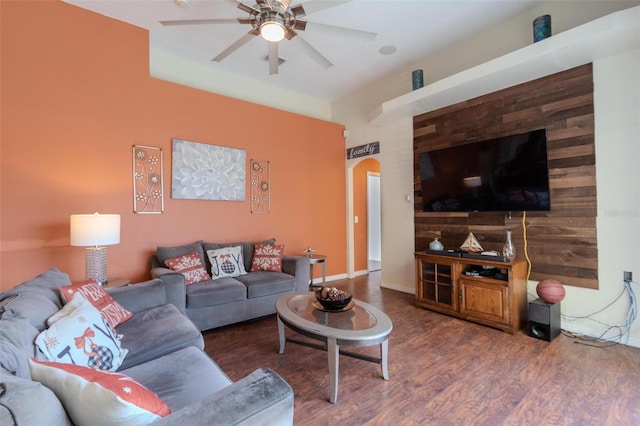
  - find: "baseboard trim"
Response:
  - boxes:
[322,273,348,283]
[381,282,414,294]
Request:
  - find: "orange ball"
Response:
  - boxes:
[536,279,565,303]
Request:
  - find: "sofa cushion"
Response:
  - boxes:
[206,245,247,280]
[0,292,61,331]
[29,359,171,426]
[185,279,246,308]
[58,279,133,329]
[236,271,296,299]
[0,314,39,378]
[122,346,232,413]
[203,238,275,273]
[0,367,72,426]
[0,268,69,307]
[117,303,204,370]
[250,243,285,272]
[36,293,128,371]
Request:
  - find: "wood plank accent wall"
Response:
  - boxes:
[413,64,597,289]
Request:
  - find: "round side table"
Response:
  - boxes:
[307,255,326,290]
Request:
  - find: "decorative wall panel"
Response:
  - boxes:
[413,64,597,289]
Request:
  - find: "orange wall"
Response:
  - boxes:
[353,158,380,271]
[0,1,346,290]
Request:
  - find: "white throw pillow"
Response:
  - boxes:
[29,358,171,426]
[206,245,247,280]
[36,293,128,371]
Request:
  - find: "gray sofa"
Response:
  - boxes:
[0,268,294,425]
[150,239,310,331]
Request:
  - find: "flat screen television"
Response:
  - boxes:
[419,129,551,212]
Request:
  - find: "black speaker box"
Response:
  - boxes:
[528,298,561,342]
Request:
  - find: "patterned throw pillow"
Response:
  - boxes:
[250,243,285,272]
[36,293,128,372]
[58,279,132,329]
[206,246,247,280]
[29,358,171,426]
[163,250,211,285]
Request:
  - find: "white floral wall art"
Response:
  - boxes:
[133,145,164,214]
[171,139,246,201]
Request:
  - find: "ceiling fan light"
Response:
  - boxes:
[261,22,285,42]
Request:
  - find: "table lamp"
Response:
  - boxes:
[70,213,120,285]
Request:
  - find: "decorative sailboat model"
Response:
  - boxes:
[459,232,484,253]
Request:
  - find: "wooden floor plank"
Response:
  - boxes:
[202,271,640,425]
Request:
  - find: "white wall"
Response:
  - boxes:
[562,48,639,345]
[333,2,640,346]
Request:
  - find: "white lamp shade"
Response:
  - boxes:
[70,213,121,247]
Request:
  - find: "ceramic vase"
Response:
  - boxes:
[533,15,551,42]
[429,238,444,251]
[412,69,424,90]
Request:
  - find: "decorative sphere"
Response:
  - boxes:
[536,279,566,303]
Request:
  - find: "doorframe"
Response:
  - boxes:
[346,157,381,277]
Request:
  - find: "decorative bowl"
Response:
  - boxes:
[315,287,352,310]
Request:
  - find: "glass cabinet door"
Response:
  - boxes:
[418,260,455,309]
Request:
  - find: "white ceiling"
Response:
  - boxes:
[63,0,542,102]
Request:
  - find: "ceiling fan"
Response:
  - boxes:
[160,0,377,75]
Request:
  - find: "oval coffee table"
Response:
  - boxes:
[276,292,393,403]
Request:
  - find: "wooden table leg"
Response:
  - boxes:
[328,336,339,403]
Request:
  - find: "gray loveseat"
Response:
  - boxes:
[150,239,310,331]
[0,268,294,425]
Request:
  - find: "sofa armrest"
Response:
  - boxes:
[107,273,186,315]
[151,266,174,279]
[282,255,310,292]
[152,368,293,426]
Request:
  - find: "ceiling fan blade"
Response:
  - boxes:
[279,0,292,9]
[268,42,279,75]
[293,19,307,31]
[236,2,260,14]
[284,27,297,40]
[305,22,376,42]
[290,4,305,17]
[292,35,332,69]
[160,19,239,26]
[294,0,353,17]
[212,32,256,62]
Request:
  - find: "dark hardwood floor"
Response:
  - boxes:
[202,272,640,425]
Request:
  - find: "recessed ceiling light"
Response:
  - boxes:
[379,45,397,55]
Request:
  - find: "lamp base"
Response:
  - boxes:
[85,246,108,285]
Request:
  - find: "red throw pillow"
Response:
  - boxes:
[59,279,132,328]
[29,358,171,426]
[250,243,285,272]
[163,250,211,285]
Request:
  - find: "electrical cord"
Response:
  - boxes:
[522,211,532,282]
[517,211,637,346]
[520,211,539,300]
[561,278,638,347]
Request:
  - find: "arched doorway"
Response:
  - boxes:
[351,158,381,275]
